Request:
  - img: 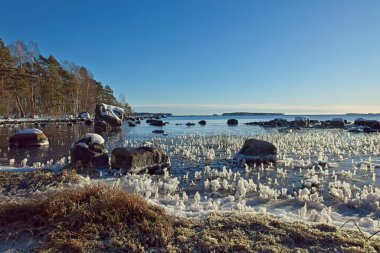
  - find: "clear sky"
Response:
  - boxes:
[1,0,379,115]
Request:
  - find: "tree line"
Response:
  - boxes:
[0,38,132,118]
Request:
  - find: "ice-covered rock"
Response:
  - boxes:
[70,133,109,172]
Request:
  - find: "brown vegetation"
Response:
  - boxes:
[0,38,132,117]
[0,184,173,252]
[0,170,80,196]
[0,174,379,252]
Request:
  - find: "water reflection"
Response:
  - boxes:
[0,122,93,166]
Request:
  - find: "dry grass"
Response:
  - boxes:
[0,184,173,252]
[0,181,379,252]
[172,213,380,253]
[0,170,80,195]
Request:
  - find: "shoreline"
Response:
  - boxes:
[0,174,379,252]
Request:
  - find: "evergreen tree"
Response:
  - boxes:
[0,38,15,115]
[0,37,132,117]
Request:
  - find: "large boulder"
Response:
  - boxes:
[111,146,170,174]
[94,103,124,131]
[70,133,109,172]
[234,138,277,165]
[227,119,238,126]
[9,128,49,147]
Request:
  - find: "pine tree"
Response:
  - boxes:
[0,37,132,117]
[0,38,15,115]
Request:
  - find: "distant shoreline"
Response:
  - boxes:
[222,112,284,116]
[168,113,380,117]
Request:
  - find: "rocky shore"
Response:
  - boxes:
[0,173,378,253]
[244,117,380,133]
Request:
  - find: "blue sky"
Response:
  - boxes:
[1,0,379,115]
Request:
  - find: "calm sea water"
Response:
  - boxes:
[0,114,379,167]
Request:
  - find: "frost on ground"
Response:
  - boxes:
[0,183,379,253]
[103,130,380,234]
[1,130,380,251]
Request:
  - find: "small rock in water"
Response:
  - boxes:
[198,120,206,125]
[227,119,238,126]
[234,138,277,165]
[9,128,49,147]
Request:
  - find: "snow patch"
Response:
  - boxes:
[16,128,43,135]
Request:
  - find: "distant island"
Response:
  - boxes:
[345,113,380,116]
[134,112,173,117]
[222,112,285,116]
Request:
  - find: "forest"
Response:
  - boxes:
[0,38,132,118]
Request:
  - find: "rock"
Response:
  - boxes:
[234,138,277,165]
[152,130,164,134]
[67,122,73,127]
[85,119,93,125]
[294,116,310,127]
[302,178,320,193]
[363,127,379,133]
[328,118,345,128]
[186,122,196,126]
[70,133,109,171]
[94,103,124,131]
[245,122,260,126]
[128,122,136,127]
[354,119,380,130]
[125,117,136,122]
[354,118,366,126]
[94,120,113,132]
[272,118,287,126]
[79,111,90,119]
[149,120,166,126]
[111,146,170,174]
[227,119,238,126]
[348,127,363,133]
[198,120,206,125]
[9,128,49,147]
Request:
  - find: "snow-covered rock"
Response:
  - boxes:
[94,103,124,131]
[70,133,109,171]
[9,128,48,147]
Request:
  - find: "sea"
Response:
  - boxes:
[1,114,380,233]
[0,114,379,167]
